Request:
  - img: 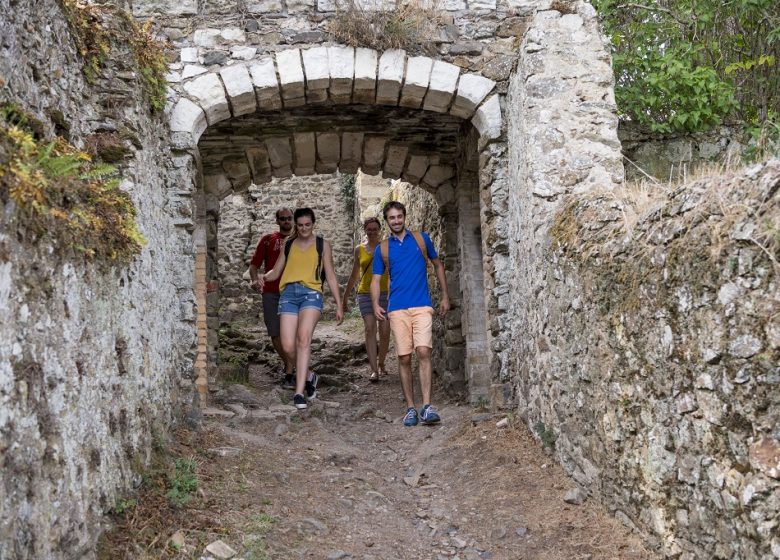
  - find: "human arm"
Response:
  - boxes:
[261,246,287,287]
[248,236,267,292]
[322,240,344,325]
[342,246,361,312]
[431,256,450,317]
[370,274,386,322]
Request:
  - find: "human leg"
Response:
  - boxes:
[363,314,379,378]
[294,308,321,396]
[263,292,292,373]
[397,353,415,409]
[377,292,390,375]
[416,345,433,405]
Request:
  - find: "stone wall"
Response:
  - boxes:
[216,173,356,327]
[513,159,780,558]
[0,1,192,557]
[620,122,746,183]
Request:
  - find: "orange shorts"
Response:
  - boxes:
[387,306,434,356]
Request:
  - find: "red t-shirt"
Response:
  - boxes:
[250,231,288,294]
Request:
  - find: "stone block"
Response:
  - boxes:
[249,58,282,110]
[247,0,284,12]
[132,0,197,15]
[471,94,502,143]
[275,49,305,106]
[383,145,408,179]
[402,154,429,184]
[362,136,387,175]
[220,28,246,43]
[423,60,460,113]
[169,98,208,143]
[293,132,316,175]
[316,132,340,173]
[222,157,251,191]
[451,74,496,119]
[302,46,330,101]
[353,48,378,104]
[246,146,272,183]
[230,46,257,60]
[422,164,455,187]
[219,64,256,117]
[193,30,221,48]
[399,56,433,109]
[181,64,208,79]
[376,49,406,106]
[288,0,316,12]
[183,73,230,125]
[180,47,199,63]
[340,132,364,173]
[328,46,355,103]
[204,174,232,198]
[266,137,293,177]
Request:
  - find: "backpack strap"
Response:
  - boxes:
[283,237,293,260]
[411,230,429,262]
[315,235,324,287]
[380,239,389,276]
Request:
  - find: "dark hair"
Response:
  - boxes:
[294,207,316,224]
[382,201,406,220]
[275,207,293,219]
[362,217,381,229]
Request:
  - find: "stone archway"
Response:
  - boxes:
[167,46,502,406]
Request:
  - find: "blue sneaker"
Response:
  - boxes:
[420,404,440,425]
[305,371,318,401]
[403,407,419,427]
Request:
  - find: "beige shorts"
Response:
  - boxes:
[388,306,434,356]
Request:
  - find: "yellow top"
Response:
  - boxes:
[280,241,322,293]
[357,244,389,294]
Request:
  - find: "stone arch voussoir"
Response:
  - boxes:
[168,46,503,178]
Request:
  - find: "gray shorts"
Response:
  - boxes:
[262,292,281,337]
[358,292,388,317]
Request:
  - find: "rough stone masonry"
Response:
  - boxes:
[1,0,777,558]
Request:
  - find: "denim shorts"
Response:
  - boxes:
[279,283,323,315]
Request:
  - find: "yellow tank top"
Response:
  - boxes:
[280,241,322,293]
[357,244,389,293]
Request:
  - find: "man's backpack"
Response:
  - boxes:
[379,231,428,277]
[284,235,326,288]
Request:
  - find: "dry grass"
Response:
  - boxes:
[329,0,444,55]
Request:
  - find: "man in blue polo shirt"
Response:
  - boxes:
[371,201,450,426]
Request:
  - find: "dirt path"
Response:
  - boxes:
[101,317,656,560]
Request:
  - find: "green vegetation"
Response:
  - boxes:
[594,0,779,133]
[111,497,137,515]
[0,104,145,264]
[166,458,199,508]
[60,0,168,113]
[534,421,557,450]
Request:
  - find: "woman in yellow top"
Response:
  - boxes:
[343,217,391,382]
[260,208,343,409]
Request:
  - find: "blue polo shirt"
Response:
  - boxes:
[373,229,438,312]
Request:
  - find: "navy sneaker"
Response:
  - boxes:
[293,393,307,410]
[282,373,295,390]
[305,371,319,401]
[420,404,440,425]
[403,407,419,427]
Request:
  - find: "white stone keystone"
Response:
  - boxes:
[362,136,386,175]
[275,49,305,106]
[383,145,408,179]
[170,98,207,142]
[246,146,272,183]
[183,73,230,125]
[423,60,460,113]
[471,94,502,142]
[403,154,429,183]
[450,74,496,119]
[400,56,433,109]
[328,46,355,103]
[353,48,378,104]
[340,132,364,173]
[219,64,256,117]
[376,49,406,106]
[316,132,340,173]
[266,137,293,177]
[422,164,455,187]
[249,58,282,110]
[293,132,316,175]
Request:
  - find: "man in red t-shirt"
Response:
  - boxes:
[249,207,295,387]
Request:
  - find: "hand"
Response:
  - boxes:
[439,296,450,317]
[374,305,387,322]
[251,277,263,292]
[335,306,344,325]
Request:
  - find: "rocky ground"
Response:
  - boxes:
[99,317,656,560]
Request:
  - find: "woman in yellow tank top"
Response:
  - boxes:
[343,217,391,382]
[260,208,343,410]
